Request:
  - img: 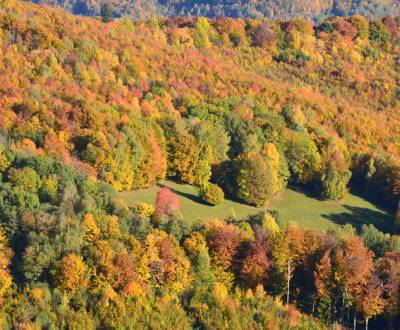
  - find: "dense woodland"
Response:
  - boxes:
[1,0,400,328]
[30,0,400,20]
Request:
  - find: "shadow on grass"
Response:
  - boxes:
[322,205,393,233]
[156,182,206,205]
[349,181,395,212]
[156,181,255,208]
[288,183,322,200]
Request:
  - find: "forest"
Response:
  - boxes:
[30,0,400,20]
[0,0,400,328]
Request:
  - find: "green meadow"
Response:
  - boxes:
[119,180,394,232]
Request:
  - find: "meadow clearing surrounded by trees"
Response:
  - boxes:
[120,180,394,231]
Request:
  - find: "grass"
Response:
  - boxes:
[119,180,258,224]
[118,180,394,232]
[270,186,393,232]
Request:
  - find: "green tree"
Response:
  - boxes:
[369,20,390,43]
[100,3,112,23]
[320,163,351,200]
[235,153,272,206]
[199,183,224,206]
[8,167,42,193]
[285,132,321,184]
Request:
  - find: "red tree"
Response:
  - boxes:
[155,187,180,218]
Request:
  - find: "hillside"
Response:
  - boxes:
[30,0,400,19]
[1,1,400,329]
[2,1,400,210]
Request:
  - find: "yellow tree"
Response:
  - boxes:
[83,213,100,246]
[58,254,88,291]
[355,275,384,330]
[262,143,282,194]
[0,227,12,301]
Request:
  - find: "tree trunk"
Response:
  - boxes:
[365,317,369,330]
[312,293,315,315]
[353,311,357,330]
[286,258,291,305]
[388,318,394,330]
[341,295,345,324]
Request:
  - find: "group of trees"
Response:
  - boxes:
[1,2,400,327]
[0,144,399,328]
[4,2,400,212]
[31,0,400,20]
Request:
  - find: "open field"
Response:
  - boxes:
[119,180,394,232]
[270,187,393,232]
[119,180,259,224]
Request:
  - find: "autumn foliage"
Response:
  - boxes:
[0,1,400,328]
[155,187,180,218]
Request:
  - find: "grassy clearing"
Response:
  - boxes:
[118,180,394,232]
[119,180,258,224]
[270,187,393,232]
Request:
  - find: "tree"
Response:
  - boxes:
[0,227,12,302]
[0,146,10,173]
[285,132,321,184]
[239,228,271,288]
[360,224,389,258]
[351,16,369,39]
[262,143,284,194]
[207,224,241,288]
[142,230,190,290]
[377,252,400,324]
[83,213,100,246]
[333,237,374,327]
[314,251,333,323]
[369,20,390,43]
[101,3,112,23]
[8,167,42,193]
[320,162,351,200]
[234,152,272,206]
[58,253,87,291]
[194,17,210,48]
[253,22,277,47]
[395,202,400,234]
[155,187,180,218]
[168,134,200,185]
[198,183,224,206]
[355,275,384,330]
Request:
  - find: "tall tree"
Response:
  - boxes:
[100,3,112,23]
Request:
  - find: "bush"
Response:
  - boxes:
[199,184,224,206]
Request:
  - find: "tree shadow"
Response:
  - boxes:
[349,181,395,212]
[156,182,206,205]
[322,204,393,233]
[288,183,322,200]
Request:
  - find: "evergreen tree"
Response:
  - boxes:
[100,3,112,23]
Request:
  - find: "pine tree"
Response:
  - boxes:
[101,3,112,23]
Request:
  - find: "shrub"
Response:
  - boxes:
[199,184,224,206]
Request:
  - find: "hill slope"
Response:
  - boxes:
[0,2,400,329]
[2,1,400,213]
[30,0,400,19]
